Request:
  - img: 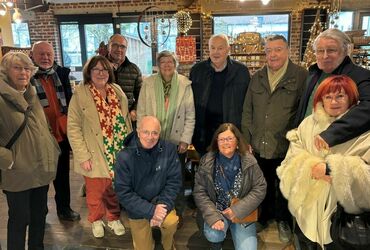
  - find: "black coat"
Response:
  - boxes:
[295,56,370,147]
[189,57,250,154]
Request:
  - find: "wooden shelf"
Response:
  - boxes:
[230,52,266,74]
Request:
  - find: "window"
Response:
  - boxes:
[118,16,178,75]
[11,22,31,47]
[329,11,354,31]
[213,14,290,41]
[57,14,113,80]
[362,15,370,35]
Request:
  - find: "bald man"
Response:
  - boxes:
[107,34,142,125]
[114,116,181,250]
[30,41,80,221]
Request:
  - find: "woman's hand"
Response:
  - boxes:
[311,162,326,180]
[211,220,225,231]
[178,142,188,154]
[222,208,236,221]
[80,160,92,171]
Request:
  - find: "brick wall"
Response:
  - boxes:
[27,0,329,66]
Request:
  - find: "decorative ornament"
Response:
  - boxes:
[176,36,196,63]
[137,5,171,48]
[173,10,192,34]
[303,9,324,69]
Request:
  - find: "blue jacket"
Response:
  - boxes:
[114,132,182,220]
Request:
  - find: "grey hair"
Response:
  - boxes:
[137,115,162,132]
[313,28,351,54]
[156,50,178,67]
[108,34,128,45]
[0,52,38,76]
[209,34,230,47]
[263,34,288,47]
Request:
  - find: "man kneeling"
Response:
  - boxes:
[114,116,181,250]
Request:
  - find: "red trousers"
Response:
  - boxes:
[84,177,120,223]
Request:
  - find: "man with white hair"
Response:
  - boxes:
[114,116,182,250]
[30,41,80,221]
[190,34,250,156]
[295,28,370,150]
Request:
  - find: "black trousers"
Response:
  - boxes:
[54,140,71,212]
[175,152,186,216]
[295,224,341,250]
[254,154,292,226]
[4,185,49,250]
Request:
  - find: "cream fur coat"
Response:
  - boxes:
[276,103,370,248]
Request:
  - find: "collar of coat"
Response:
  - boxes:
[0,72,36,113]
[200,151,257,175]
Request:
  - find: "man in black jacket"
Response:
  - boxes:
[31,41,80,221]
[190,34,250,156]
[295,29,370,150]
[107,34,142,126]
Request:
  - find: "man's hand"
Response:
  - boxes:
[152,204,167,223]
[178,142,188,154]
[222,208,236,221]
[130,110,137,122]
[314,135,329,151]
[150,218,162,227]
[80,160,92,171]
[211,220,225,231]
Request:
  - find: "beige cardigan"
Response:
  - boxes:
[136,73,195,145]
[277,104,370,248]
[67,83,132,178]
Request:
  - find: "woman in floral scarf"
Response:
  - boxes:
[67,56,132,238]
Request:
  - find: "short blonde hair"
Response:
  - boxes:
[0,52,38,76]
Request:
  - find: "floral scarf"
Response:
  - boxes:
[89,83,129,180]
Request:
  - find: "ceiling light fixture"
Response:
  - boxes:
[0,3,7,16]
[261,0,271,5]
[13,8,23,23]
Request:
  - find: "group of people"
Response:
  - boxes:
[0,27,369,250]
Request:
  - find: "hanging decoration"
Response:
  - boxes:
[137,5,171,48]
[176,36,196,63]
[303,9,324,69]
[328,0,342,29]
[173,10,192,35]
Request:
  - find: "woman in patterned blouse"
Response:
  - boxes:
[67,56,132,238]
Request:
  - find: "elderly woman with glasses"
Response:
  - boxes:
[193,123,266,250]
[0,52,60,250]
[277,75,370,249]
[67,55,132,238]
[136,50,195,224]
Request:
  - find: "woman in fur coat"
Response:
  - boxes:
[277,75,370,249]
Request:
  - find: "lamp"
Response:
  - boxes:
[261,0,271,5]
[13,8,23,23]
[0,3,7,16]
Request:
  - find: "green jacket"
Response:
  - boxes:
[0,73,59,192]
[242,60,308,159]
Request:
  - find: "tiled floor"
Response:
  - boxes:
[0,169,295,250]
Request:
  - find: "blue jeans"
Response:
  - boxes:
[204,218,257,250]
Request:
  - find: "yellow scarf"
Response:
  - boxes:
[267,59,289,93]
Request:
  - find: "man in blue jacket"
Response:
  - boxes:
[114,116,181,250]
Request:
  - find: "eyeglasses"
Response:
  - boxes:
[140,130,160,137]
[265,47,287,54]
[315,48,339,56]
[159,60,175,65]
[12,65,32,73]
[322,93,348,103]
[217,136,236,144]
[91,68,109,74]
[111,43,127,50]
